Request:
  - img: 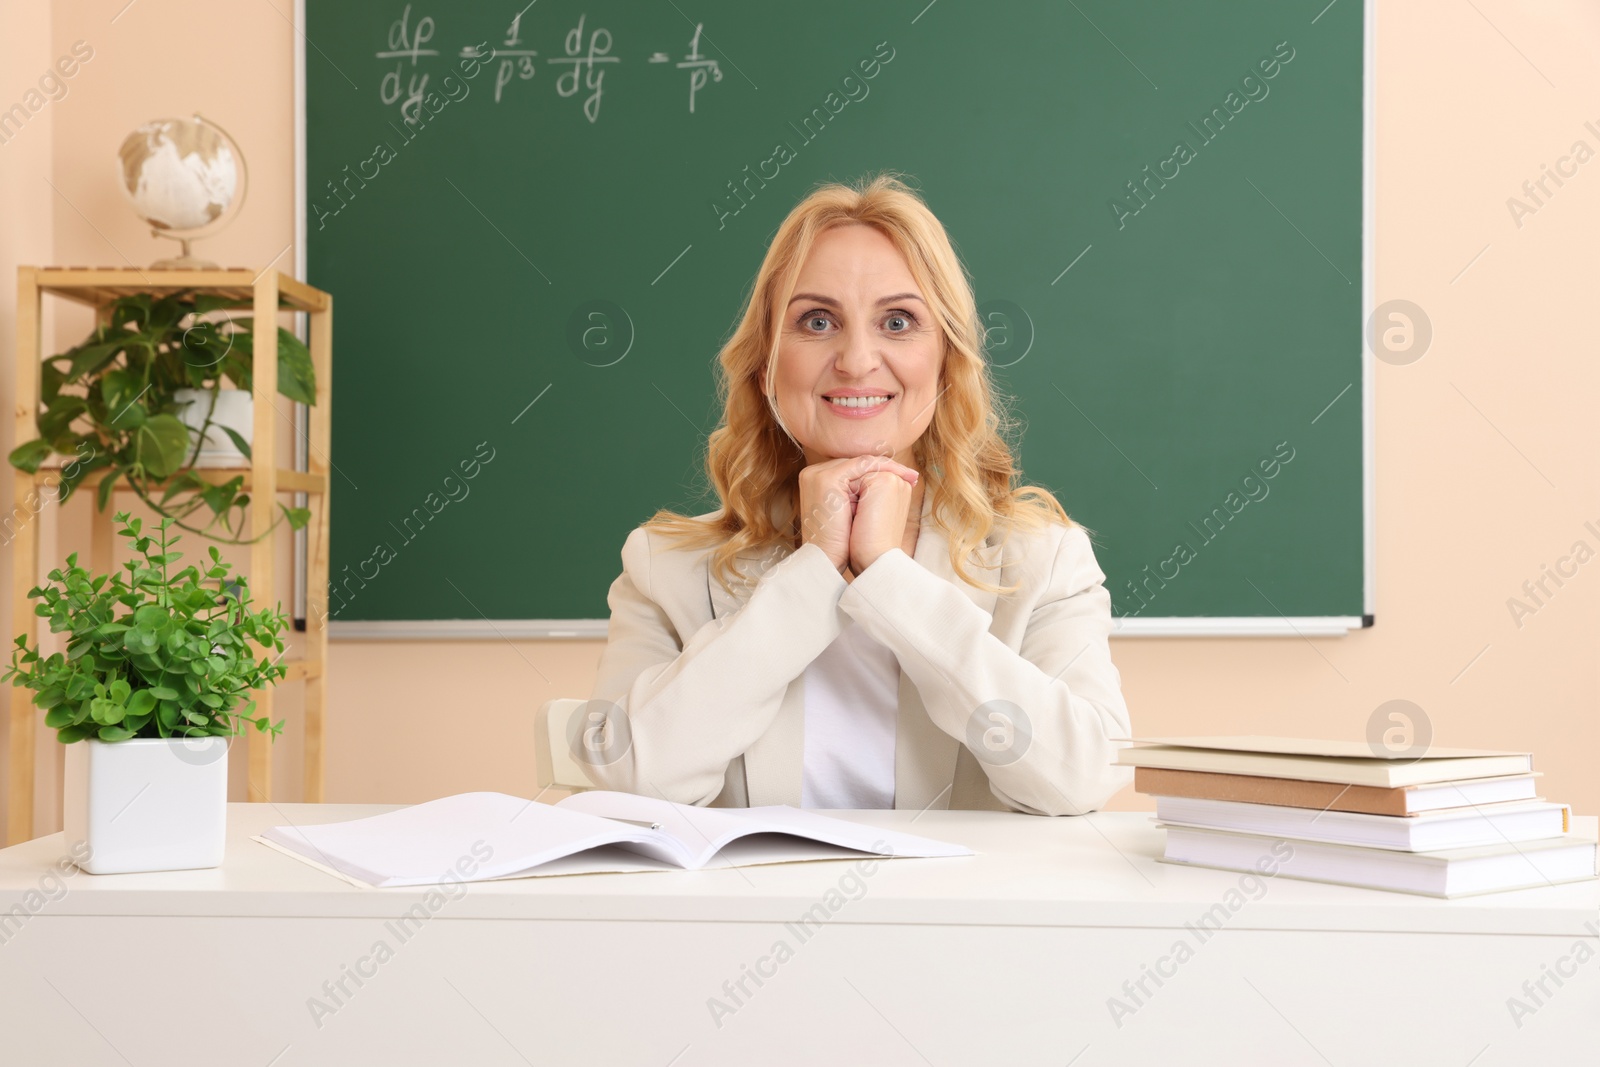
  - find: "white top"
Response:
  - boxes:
[800,617,900,809]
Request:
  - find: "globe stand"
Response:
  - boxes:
[148,233,219,271]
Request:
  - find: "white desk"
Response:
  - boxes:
[1,805,1594,1066]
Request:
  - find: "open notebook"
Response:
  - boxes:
[254,790,973,888]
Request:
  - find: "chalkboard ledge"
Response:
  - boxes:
[1111,617,1367,638]
[327,617,1368,640]
[330,620,609,640]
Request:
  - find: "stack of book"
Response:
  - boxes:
[1116,736,1598,898]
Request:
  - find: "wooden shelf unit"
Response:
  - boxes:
[8,267,333,844]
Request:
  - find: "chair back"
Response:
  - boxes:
[535,697,597,793]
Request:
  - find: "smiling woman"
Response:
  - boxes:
[586,173,1134,816]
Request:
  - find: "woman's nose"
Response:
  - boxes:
[834,323,878,375]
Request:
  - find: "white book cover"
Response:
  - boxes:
[1153,796,1570,851]
[1396,774,1541,812]
[1159,824,1598,898]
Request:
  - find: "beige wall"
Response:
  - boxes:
[0,0,61,839]
[3,1,1595,837]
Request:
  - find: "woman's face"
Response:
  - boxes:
[767,223,944,468]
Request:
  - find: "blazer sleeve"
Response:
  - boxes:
[586,527,848,805]
[837,523,1133,816]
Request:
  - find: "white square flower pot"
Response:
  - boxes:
[62,737,229,874]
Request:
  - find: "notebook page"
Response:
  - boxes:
[557,792,974,869]
[740,806,975,862]
[261,791,680,887]
[481,845,680,880]
[557,791,766,868]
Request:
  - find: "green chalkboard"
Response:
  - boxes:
[306,0,1366,626]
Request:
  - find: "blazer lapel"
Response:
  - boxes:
[744,681,807,807]
[706,544,785,620]
[710,530,804,806]
[707,494,794,619]
[893,490,1003,810]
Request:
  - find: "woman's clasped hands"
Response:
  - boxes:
[796,455,920,580]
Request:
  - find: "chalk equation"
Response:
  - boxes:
[376,4,724,124]
[648,21,722,114]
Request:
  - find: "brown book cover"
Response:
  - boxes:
[1115,739,1533,787]
[1133,767,1537,816]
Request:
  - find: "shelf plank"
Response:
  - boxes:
[33,465,326,495]
[33,268,327,313]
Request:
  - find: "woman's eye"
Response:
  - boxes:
[885,313,912,332]
[803,314,832,332]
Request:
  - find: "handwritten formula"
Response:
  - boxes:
[376,4,724,124]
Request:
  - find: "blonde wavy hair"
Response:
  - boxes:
[645,172,1072,596]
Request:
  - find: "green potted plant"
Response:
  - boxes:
[6,290,314,542]
[3,512,289,874]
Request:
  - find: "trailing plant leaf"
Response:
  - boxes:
[278,331,318,406]
[134,415,192,479]
[41,360,66,404]
[229,326,317,406]
[219,425,252,459]
[96,468,121,512]
[55,449,111,506]
[8,438,53,474]
[38,396,89,442]
[64,337,131,380]
[161,469,207,505]
[101,368,149,431]
[199,476,246,521]
[190,294,239,316]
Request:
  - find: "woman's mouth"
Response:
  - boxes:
[822,393,894,417]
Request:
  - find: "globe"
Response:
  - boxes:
[117,115,248,268]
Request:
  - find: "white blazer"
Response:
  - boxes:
[586,490,1134,815]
